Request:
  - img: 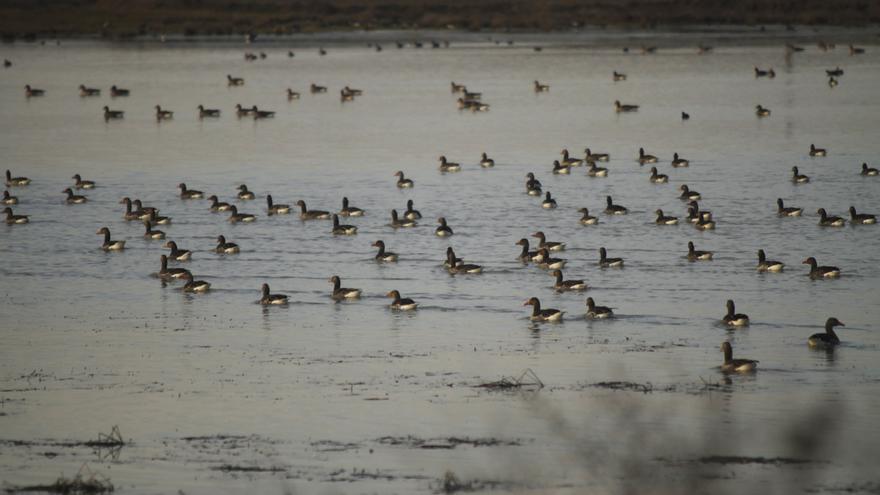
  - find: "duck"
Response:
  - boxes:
[339,197,364,217]
[542,192,557,209]
[612,71,627,81]
[2,190,18,205]
[237,184,255,200]
[552,269,587,291]
[638,147,658,165]
[578,208,598,225]
[158,255,190,280]
[149,210,171,225]
[756,105,771,117]
[372,240,398,262]
[523,297,563,322]
[720,342,758,373]
[817,208,845,227]
[253,106,275,119]
[604,196,628,215]
[403,199,421,220]
[266,195,290,215]
[181,272,211,293]
[808,317,845,348]
[722,300,749,327]
[287,88,301,101]
[329,275,361,299]
[155,105,174,121]
[310,83,328,93]
[536,248,566,270]
[110,85,130,97]
[802,257,840,279]
[62,188,87,204]
[561,149,583,167]
[24,85,45,97]
[96,227,125,251]
[332,214,358,235]
[3,207,28,224]
[387,290,418,310]
[615,100,639,112]
[598,247,623,267]
[227,74,245,86]
[744,249,780,273]
[215,235,240,254]
[435,217,454,236]
[103,106,124,121]
[197,105,221,118]
[438,156,461,172]
[394,171,414,188]
[777,198,803,216]
[679,185,701,201]
[584,148,609,162]
[260,283,288,305]
[687,241,713,261]
[525,173,542,196]
[296,200,330,220]
[534,80,550,92]
[5,170,30,186]
[228,205,256,223]
[208,195,233,212]
[695,212,716,230]
[586,297,614,319]
[532,231,564,251]
[78,84,100,97]
[656,209,679,225]
[861,163,879,176]
[671,153,689,168]
[164,241,192,261]
[179,183,203,199]
[552,160,571,175]
[234,104,256,117]
[649,167,668,183]
[849,206,876,224]
[143,220,165,239]
[516,239,543,263]
[390,209,417,228]
[479,152,495,167]
[809,144,827,157]
[587,162,608,177]
[446,248,482,274]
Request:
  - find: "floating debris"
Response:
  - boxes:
[474,368,543,390]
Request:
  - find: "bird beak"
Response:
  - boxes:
[839,322,845,326]
[801,259,809,264]
[522,300,529,306]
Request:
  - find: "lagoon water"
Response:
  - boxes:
[1,32,879,493]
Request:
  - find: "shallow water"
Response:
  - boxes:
[1,34,879,494]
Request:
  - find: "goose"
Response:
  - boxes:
[534,80,550,92]
[525,173,542,195]
[551,269,587,291]
[561,149,583,167]
[451,81,466,93]
[2,190,18,205]
[143,220,165,239]
[62,188,87,204]
[234,104,256,117]
[443,246,465,268]
[687,241,713,261]
[340,90,355,102]
[390,209,417,228]
[825,67,844,77]
[133,199,157,217]
[387,290,418,310]
[110,85,130,97]
[394,171,414,188]
[649,167,668,183]
[197,105,220,118]
[756,105,771,117]
[72,174,95,189]
[720,342,758,373]
[523,297,563,322]
[671,153,689,167]
[849,207,876,224]
[516,239,543,263]
[343,86,363,96]
[3,207,28,224]
[536,248,566,270]
[339,197,364,217]
[695,212,716,230]
[96,227,125,251]
[228,205,256,223]
[155,105,174,121]
[266,195,290,215]
[808,317,845,348]
[638,147,658,165]
[5,170,30,186]
[817,208,845,227]
[158,255,190,280]
[803,257,840,278]
[227,74,245,86]
[679,185,701,201]
[438,156,461,172]
[681,112,690,120]
[598,247,623,268]
[756,249,784,272]
[103,106,124,121]
[462,90,482,100]
[253,106,275,119]
[78,84,100,96]
[181,272,211,293]
[435,217,453,237]
[786,43,805,53]
[656,209,679,225]
[578,207,598,225]
[310,83,328,93]
[179,183,203,199]
[604,196,627,215]
[24,85,45,97]
[287,88,301,101]
[584,148,609,162]
[446,249,482,274]
[754,66,773,78]
[119,197,142,220]
[237,184,255,200]
[861,163,879,176]
[587,162,608,177]
[296,200,330,220]
[164,241,192,261]
[208,195,233,212]
[687,205,700,223]
[527,232,562,253]
[612,71,627,81]
[402,199,421,220]
[332,214,357,235]
[329,275,361,299]
[149,210,171,225]
[552,160,571,175]
[849,44,865,55]
[809,144,827,157]
[456,98,486,111]
[372,240,398,262]
[615,100,638,112]
[542,192,557,209]
[777,198,803,216]
[215,235,240,254]
[722,300,749,327]
[260,283,288,305]
[586,297,613,319]
[479,152,495,168]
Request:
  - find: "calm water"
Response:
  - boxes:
[1,32,879,494]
